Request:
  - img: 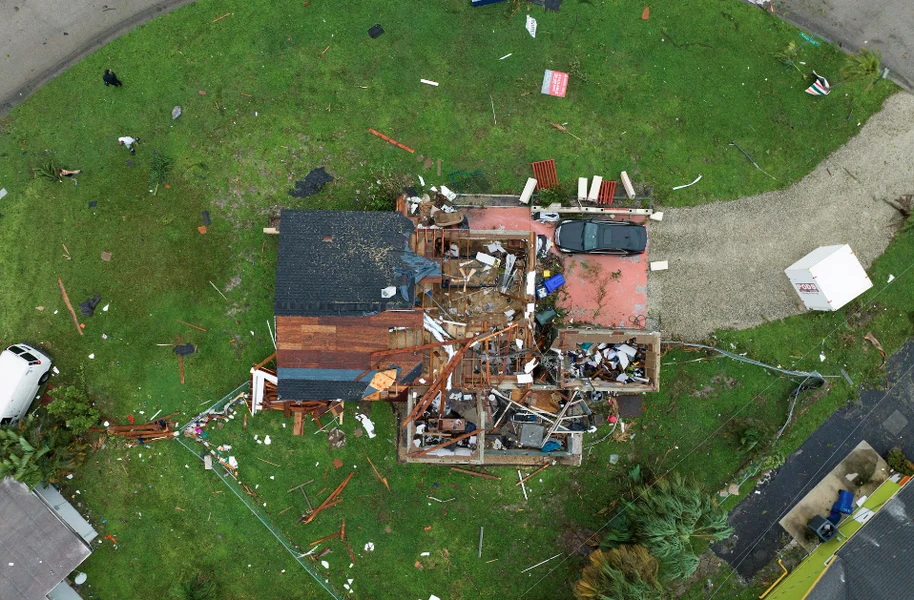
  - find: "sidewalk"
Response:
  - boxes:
[0,0,195,115]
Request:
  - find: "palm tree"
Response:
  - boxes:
[602,474,733,580]
[841,47,883,91]
[0,415,86,489]
[574,546,663,600]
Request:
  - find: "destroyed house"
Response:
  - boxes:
[266,207,661,466]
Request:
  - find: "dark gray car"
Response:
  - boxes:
[554,219,647,255]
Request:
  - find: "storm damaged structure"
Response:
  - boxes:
[264,204,661,467]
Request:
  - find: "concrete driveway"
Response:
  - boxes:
[773,0,914,92]
[0,0,195,115]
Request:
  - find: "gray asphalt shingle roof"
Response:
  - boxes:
[0,477,91,600]
[274,210,416,317]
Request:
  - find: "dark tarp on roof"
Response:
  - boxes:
[275,210,428,317]
[806,481,914,600]
[0,477,91,600]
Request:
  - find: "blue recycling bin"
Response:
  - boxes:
[543,274,566,294]
[834,489,855,514]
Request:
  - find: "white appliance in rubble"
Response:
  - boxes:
[784,245,872,311]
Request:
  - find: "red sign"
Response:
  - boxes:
[795,282,820,294]
[541,70,569,98]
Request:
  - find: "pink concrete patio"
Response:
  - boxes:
[464,207,648,329]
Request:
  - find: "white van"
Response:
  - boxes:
[0,343,52,424]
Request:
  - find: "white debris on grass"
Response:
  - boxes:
[355,413,377,439]
[364,542,375,552]
[321,560,330,569]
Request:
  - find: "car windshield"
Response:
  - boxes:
[583,223,599,250]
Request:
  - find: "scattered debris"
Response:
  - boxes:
[172,106,182,120]
[289,167,334,198]
[805,71,831,96]
[177,319,206,332]
[173,343,196,355]
[368,128,415,154]
[100,251,112,262]
[211,12,231,23]
[368,24,384,38]
[525,15,537,38]
[366,456,391,492]
[209,280,228,300]
[420,79,439,87]
[79,295,101,317]
[541,70,569,97]
[672,174,702,190]
[450,467,501,481]
[864,331,886,365]
[57,278,83,336]
[521,552,562,573]
[550,122,580,140]
[641,5,650,20]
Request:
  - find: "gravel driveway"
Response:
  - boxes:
[648,92,914,341]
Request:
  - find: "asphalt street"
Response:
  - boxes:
[772,0,914,92]
[0,0,195,115]
[714,340,914,578]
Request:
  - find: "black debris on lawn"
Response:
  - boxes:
[79,295,101,317]
[527,0,545,6]
[288,167,334,198]
[126,160,134,168]
[368,24,384,38]
[173,343,196,355]
[544,0,562,11]
[201,210,211,226]
[88,201,97,208]
[617,395,643,419]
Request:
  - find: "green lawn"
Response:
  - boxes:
[0,0,906,597]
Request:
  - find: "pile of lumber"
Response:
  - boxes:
[95,413,180,445]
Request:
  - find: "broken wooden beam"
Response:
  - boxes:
[516,462,551,486]
[365,456,390,492]
[450,467,501,481]
[176,318,207,332]
[309,531,341,546]
[299,472,353,525]
[57,278,83,336]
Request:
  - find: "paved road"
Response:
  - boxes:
[773,0,914,92]
[713,340,914,578]
[0,0,195,116]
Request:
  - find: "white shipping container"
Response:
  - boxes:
[784,245,872,311]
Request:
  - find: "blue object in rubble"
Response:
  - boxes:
[543,273,566,293]
[834,489,855,514]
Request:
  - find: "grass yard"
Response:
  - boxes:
[0,0,906,598]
